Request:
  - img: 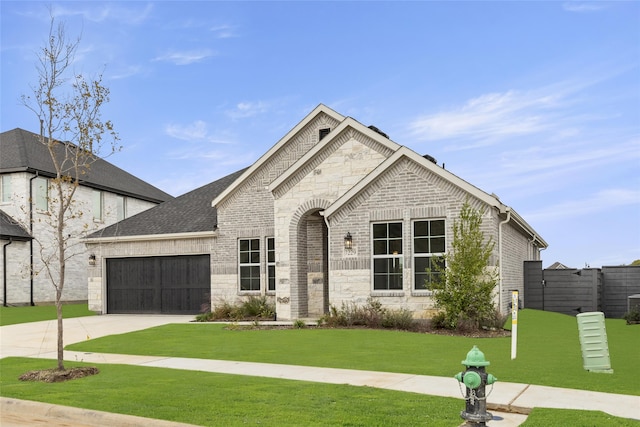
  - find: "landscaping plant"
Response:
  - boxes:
[431,201,500,330]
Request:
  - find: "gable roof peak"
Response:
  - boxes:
[211,104,346,208]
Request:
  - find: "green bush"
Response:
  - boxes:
[196,297,275,322]
[431,201,499,331]
[381,308,414,330]
[322,299,416,331]
[241,296,275,319]
[623,308,640,324]
[293,319,307,329]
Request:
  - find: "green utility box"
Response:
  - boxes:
[576,312,613,373]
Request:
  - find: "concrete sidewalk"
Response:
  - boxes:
[1,315,639,426]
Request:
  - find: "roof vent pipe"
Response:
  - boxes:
[423,154,437,164]
[367,125,389,139]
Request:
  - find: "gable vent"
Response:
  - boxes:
[319,128,331,141]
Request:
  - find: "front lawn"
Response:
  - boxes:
[67,309,639,395]
[1,357,638,427]
[0,357,461,427]
[0,303,95,326]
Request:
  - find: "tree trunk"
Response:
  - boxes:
[56,292,64,371]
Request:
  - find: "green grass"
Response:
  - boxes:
[521,408,640,427]
[0,303,95,326]
[1,358,637,427]
[0,357,462,427]
[67,309,640,395]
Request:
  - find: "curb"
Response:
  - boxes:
[0,397,202,427]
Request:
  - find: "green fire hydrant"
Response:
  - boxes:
[455,346,497,426]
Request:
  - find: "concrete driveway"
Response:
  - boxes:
[0,314,194,359]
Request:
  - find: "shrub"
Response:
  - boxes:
[430,311,448,329]
[200,297,275,322]
[211,300,242,320]
[293,319,306,329]
[623,308,640,324]
[241,296,275,320]
[194,311,213,322]
[382,308,415,330]
[322,299,415,331]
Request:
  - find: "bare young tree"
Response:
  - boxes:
[21,14,119,371]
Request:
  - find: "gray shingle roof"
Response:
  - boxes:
[0,209,32,241]
[88,168,247,238]
[1,128,173,204]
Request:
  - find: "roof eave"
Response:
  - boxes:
[84,230,218,244]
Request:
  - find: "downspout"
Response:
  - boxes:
[29,171,39,306]
[498,208,512,314]
[3,238,12,307]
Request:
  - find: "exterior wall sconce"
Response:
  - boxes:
[89,254,96,266]
[344,232,353,250]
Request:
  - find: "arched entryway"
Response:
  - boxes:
[289,201,330,319]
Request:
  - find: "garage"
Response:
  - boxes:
[106,255,210,314]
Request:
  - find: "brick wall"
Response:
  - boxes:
[326,157,527,317]
[211,112,341,316]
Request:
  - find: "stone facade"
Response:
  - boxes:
[84,105,546,318]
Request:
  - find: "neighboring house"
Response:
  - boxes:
[85,105,547,318]
[547,261,570,269]
[0,128,173,305]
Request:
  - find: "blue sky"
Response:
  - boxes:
[1,1,638,268]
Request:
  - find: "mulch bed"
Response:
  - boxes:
[19,367,100,383]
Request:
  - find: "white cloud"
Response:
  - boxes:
[226,101,270,119]
[562,2,607,13]
[53,3,153,24]
[110,65,144,80]
[165,120,209,141]
[409,89,562,143]
[154,49,216,65]
[210,24,239,39]
[165,121,236,145]
[524,188,640,222]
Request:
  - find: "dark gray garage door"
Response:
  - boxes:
[106,255,210,314]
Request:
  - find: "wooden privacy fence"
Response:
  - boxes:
[524,261,640,318]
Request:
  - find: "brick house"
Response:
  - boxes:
[85,105,547,318]
[0,128,173,305]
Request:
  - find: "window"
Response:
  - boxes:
[267,237,275,292]
[372,222,403,290]
[92,190,103,221]
[116,195,127,221]
[239,239,260,291]
[413,220,446,290]
[34,177,48,211]
[0,175,11,203]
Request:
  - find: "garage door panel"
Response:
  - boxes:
[107,255,210,314]
[162,288,209,314]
